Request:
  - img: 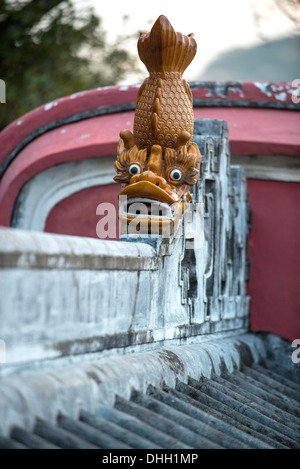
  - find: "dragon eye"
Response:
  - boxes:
[128,164,141,176]
[169,168,183,182]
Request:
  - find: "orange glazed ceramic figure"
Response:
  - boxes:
[114,15,201,235]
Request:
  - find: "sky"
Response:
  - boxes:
[75,0,298,83]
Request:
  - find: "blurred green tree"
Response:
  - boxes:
[0,0,138,129]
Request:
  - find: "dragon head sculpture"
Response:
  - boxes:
[114,15,201,236]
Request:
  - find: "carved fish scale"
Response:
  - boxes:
[133,15,197,153]
[134,72,194,152]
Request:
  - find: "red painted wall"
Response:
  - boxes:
[45,184,120,240]
[247,179,300,341]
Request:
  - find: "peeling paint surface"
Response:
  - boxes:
[44,101,58,111]
[70,91,86,99]
[275,92,287,101]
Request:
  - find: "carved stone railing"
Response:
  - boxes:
[0,118,250,376]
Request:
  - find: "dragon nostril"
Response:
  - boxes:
[156,182,160,186]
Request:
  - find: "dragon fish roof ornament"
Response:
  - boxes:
[114,15,201,236]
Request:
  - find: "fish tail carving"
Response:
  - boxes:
[137,15,197,75]
[133,15,197,152]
